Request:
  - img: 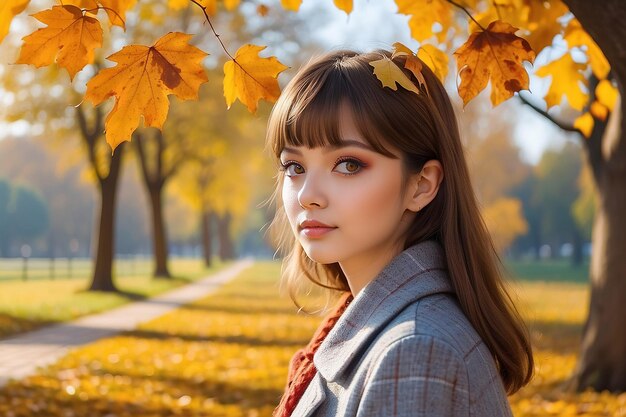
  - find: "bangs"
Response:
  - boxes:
[267,54,398,159]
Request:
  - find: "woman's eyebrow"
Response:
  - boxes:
[328,140,374,152]
[280,147,301,156]
[280,140,374,157]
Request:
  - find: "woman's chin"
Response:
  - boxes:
[302,247,338,265]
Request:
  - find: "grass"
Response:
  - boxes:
[504,258,590,284]
[1,260,626,416]
[0,257,226,339]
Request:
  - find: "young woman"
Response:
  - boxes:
[266,49,534,417]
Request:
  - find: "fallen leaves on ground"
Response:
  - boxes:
[2,264,626,416]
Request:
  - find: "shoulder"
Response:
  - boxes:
[360,294,512,415]
[373,293,484,361]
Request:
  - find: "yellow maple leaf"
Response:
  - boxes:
[574,112,593,138]
[370,56,420,95]
[0,0,30,44]
[454,20,536,106]
[223,44,288,113]
[85,32,209,150]
[395,0,452,43]
[100,0,136,27]
[535,52,588,111]
[417,43,448,83]
[596,79,618,112]
[15,5,102,80]
[334,0,352,14]
[280,0,302,11]
[564,18,609,80]
[525,0,568,53]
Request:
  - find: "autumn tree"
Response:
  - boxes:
[460,98,531,254]
[1,0,625,392]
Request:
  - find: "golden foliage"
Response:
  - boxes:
[16,5,102,80]
[395,0,452,43]
[62,0,136,28]
[574,112,594,138]
[1,0,618,150]
[85,32,208,150]
[223,44,288,113]
[0,0,29,43]
[482,197,528,253]
[455,21,536,106]
[417,43,448,83]
[535,52,588,111]
[564,18,610,80]
[596,79,618,113]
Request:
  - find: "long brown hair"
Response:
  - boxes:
[265,49,533,394]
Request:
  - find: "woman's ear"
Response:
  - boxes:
[406,160,444,212]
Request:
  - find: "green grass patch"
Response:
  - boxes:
[0,258,226,339]
[504,259,590,284]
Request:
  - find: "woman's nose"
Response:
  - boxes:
[297,173,328,209]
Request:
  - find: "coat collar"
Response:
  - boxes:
[313,240,454,382]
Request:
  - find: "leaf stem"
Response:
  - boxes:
[189,0,264,94]
[190,0,234,61]
[445,0,485,31]
[83,6,125,27]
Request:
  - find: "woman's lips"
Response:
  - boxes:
[299,220,337,238]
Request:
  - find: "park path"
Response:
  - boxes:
[0,259,253,387]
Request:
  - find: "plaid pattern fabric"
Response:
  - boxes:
[290,240,513,417]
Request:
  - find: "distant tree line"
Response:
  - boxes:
[0,177,49,257]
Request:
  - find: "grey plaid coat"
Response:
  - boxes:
[291,240,514,417]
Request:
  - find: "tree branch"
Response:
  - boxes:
[446,0,485,31]
[517,91,582,134]
[75,105,103,182]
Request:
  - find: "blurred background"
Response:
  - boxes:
[0,1,617,416]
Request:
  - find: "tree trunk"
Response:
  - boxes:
[148,184,171,278]
[133,131,176,279]
[201,209,213,267]
[560,0,626,392]
[217,212,235,261]
[571,163,626,391]
[88,144,124,292]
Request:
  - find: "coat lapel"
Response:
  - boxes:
[314,240,454,382]
[291,371,327,417]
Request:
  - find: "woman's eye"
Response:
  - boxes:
[334,159,363,175]
[282,162,305,177]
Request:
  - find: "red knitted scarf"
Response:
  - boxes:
[273,291,354,417]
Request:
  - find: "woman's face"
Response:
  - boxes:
[279,107,418,277]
